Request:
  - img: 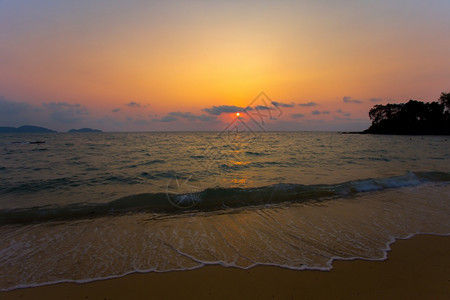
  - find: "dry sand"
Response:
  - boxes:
[2,234,449,299]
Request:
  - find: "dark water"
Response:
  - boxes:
[0,132,449,290]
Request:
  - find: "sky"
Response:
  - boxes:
[1,0,449,132]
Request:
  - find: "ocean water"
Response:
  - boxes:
[0,131,449,290]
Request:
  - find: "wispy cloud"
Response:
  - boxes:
[95,115,123,127]
[298,102,317,107]
[272,101,295,108]
[0,97,39,127]
[202,105,248,115]
[369,97,383,102]
[168,112,217,122]
[126,102,141,107]
[126,101,149,108]
[133,119,151,125]
[335,116,352,121]
[291,113,305,119]
[0,96,33,115]
[153,115,178,122]
[154,111,217,122]
[336,109,351,117]
[0,97,92,128]
[343,96,362,104]
[254,105,275,111]
[112,108,121,112]
[311,110,330,115]
[43,102,89,124]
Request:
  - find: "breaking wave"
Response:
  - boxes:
[1,171,448,224]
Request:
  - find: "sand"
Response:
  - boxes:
[2,234,449,299]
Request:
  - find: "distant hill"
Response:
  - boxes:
[0,125,57,133]
[68,128,102,133]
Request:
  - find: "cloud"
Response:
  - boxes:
[126,102,141,108]
[0,97,90,128]
[153,111,218,123]
[112,108,121,112]
[43,102,89,124]
[291,113,305,119]
[369,97,382,102]
[133,119,151,125]
[153,115,178,122]
[298,102,317,107]
[311,110,330,115]
[343,96,362,104]
[272,101,295,108]
[0,97,33,115]
[96,115,123,127]
[202,105,247,115]
[168,112,217,122]
[254,105,275,111]
[334,116,352,121]
[336,109,351,117]
[0,97,40,127]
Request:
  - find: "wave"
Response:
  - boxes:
[0,171,448,225]
[245,151,266,156]
[0,171,182,194]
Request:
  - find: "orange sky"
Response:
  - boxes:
[1,1,449,131]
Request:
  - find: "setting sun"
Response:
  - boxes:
[0,0,449,133]
[0,1,450,296]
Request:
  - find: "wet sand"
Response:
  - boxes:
[2,234,449,299]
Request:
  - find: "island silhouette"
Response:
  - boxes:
[0,125,57,133]
[0,126,103,133]
[363,92,450,135]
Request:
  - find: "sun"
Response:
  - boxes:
[236,112,240,117]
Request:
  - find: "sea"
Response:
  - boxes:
[0,131,449,291]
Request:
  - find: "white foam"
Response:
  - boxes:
[1,183,449,292]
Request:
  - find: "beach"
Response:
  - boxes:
[2,0,450,298]
[2,234,449,299]
[1,133,450,295]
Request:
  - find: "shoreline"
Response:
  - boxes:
[2,234,449,299]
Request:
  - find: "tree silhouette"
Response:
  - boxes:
[364,92,450,135]
[439,92,450,113]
